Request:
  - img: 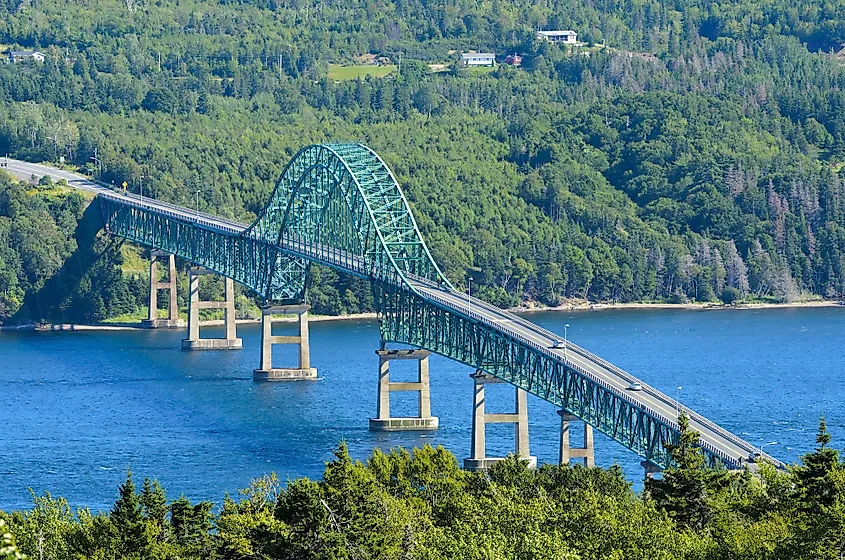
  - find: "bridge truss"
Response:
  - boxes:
[98,142,777,470]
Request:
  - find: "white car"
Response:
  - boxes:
[628,382,643,391]
[552,340,565,349]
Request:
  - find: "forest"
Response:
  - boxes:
[1,0,845,322]
[2,417,845,559]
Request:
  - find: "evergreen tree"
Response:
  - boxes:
[171,497,213,550]
[140,478,168,527]
[109,470,149,557]
[645,413,712,530]
[796,416,842,510]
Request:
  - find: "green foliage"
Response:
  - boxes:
[142,87,178,114]
[0,519,26,560]
[0,175,145,324]
[2,0,845,322]
[646,413,717,530]
[110,470,150,557]
[3,429,845,559]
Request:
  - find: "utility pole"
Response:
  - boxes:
[90,147,102,178]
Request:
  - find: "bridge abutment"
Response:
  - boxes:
[464,372,536,471]
[181,267,242,350]
[369,349,439,431]
[142,251,184,328]
[558,411,595,467]
[253,305,317,381]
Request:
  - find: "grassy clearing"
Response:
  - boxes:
[463,65,496,76]
[328,64,396,80]
[121,245,148,276]
[102,310,148,323]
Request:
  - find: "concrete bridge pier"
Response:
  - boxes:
[253,305,317,381]
[142,251,184,328]
[642,460,663,479]
[369,349,439,431]
[181,267,242,350]
[558,411,595,467]
[464,371,536,471]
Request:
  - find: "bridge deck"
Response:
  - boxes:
[4,158,784,470]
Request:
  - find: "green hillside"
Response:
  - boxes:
[1,0,845,323]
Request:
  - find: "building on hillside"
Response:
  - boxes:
[460,52,495,67]
[537,30,578,44]
[9,50,46,63]
[504,54,523,66]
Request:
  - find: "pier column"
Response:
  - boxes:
[253,305,317,381]
[180,267,242,350]
[369,349,439,431]
[558,411,595,467]
[464,371,536,471]
[641,461,663,480]
[142,251,184,328]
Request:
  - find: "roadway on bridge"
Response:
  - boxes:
[3,157,781,469]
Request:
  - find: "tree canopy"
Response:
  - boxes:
[2,0,845,322]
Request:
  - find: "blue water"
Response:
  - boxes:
[2,308,844,511]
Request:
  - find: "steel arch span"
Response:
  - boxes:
[96,142,784,471]
[247,144,451,291]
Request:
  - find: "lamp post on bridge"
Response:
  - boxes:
[467,276,473,317]
[564,323,569,362]
[675,385,683,419]
[194,189,201,221]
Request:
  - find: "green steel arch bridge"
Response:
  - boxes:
[6,145,784,471]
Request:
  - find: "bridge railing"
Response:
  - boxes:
[414,280,766,469]
[416,288,744,468]
[491,306,782,467]
[100,191,246,234]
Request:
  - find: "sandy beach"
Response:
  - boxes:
[3,299,842,332]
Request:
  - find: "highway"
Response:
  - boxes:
[3,157,784,469]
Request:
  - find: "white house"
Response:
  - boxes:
[9,50,46,63]
[537,30,578,44]
[460,53,495,67]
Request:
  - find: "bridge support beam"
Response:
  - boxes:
[464,372,536,471]
[142,251,184,328]
[369,349,439,431]
[181,267,242,350]
[253,305,317,381]
[558,411,595,467]
[642,461,663,479]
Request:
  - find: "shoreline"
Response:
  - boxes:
[2,300,842,332]
[510,300,843,313]
[0,312,378,332]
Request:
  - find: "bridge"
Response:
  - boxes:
[4,146,785,473]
